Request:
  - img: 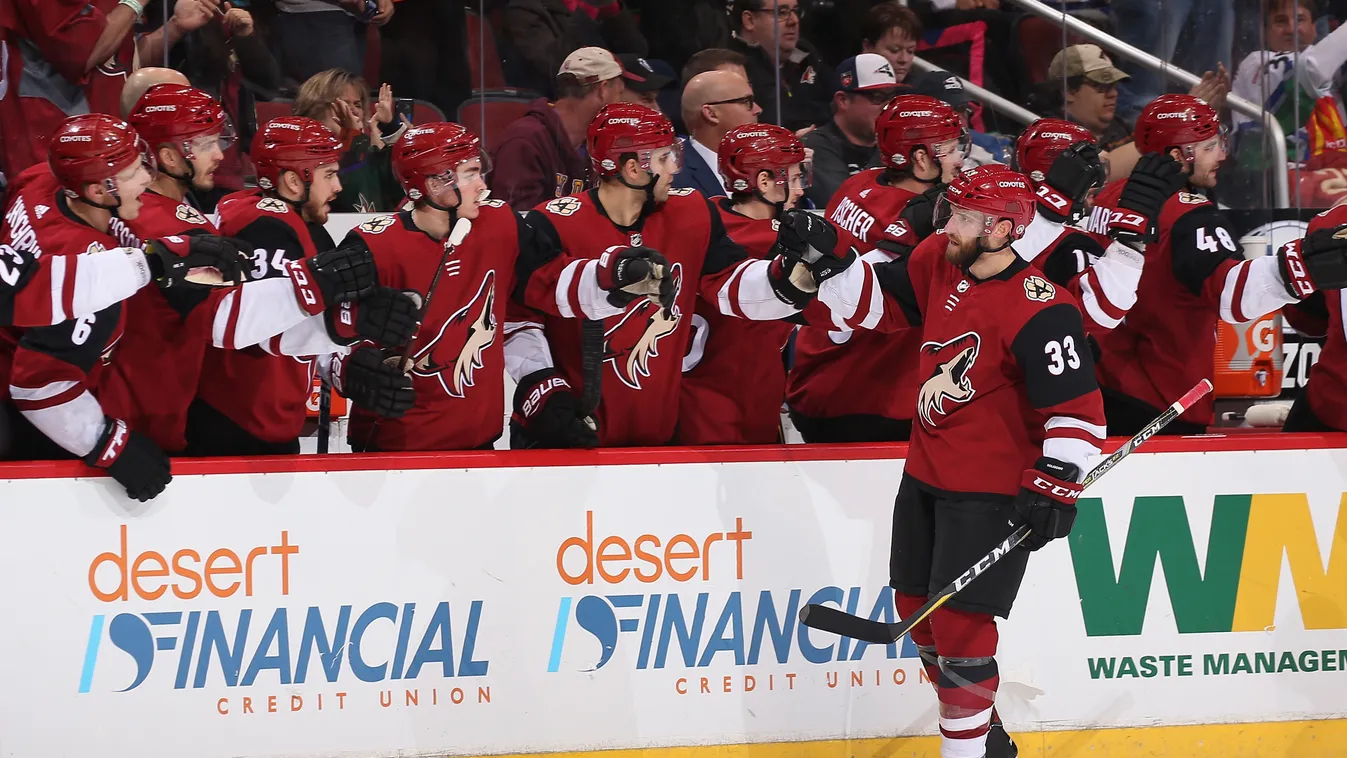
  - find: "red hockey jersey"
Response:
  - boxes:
[817,230,1107,498]
[508,188,803,447]
[198,190,324,445]
[677,199,794,445]
[1015,212,1140,337]
[787,171,926,429]
[347,204,521,451]
[1088,181,1297,426]
[1301,204,1347,430]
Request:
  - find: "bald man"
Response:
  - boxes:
[120,67,191,117]
[674,70,762,198]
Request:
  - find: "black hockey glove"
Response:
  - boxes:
[145,234,252,290]
[774,208,854,277]
[596,246,675,314]
[83,418,172,502]
[1037,141,1106,224]
[286,243,380,315]
[326,288,423,348]
[333,346,416,417]
[1110,152,1187,246]
[1012,456,1083,551]
[902,184,945,240]
[510,368,599,449]
[1280,225,1347,298]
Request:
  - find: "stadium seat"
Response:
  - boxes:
[458,92,538,154]
[1013,16,1089,86]
[253,99,295,126]
[466,9,507,91]
[411,99,447,125]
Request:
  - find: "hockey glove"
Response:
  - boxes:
[83,417,172,502]
[145,234,252,289]
[1037,141,1106,224]
[773,208,854,277]
[510,368,599,449]
[596,246,675,313]
[1012,456,1083,551]
[1110,152,1187,246]
[332,346,416,417]
[1280,225,1347,298]
[285,243,380,315]
[326,288,423,348]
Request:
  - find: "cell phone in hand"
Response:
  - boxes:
[394,98,415,126]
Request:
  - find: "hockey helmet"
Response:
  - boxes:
[251,116,344,192]
[393,122,491,202]
[48,114,155,202]
[587,103,681,179]
[936,164,1037,240]
[718,124,811,194]
[1013,118,1101,183]
[127,84,235,161]
[1133,94,1225,159]
[875,95,968,172]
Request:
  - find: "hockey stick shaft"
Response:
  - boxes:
[799,378,1214,644]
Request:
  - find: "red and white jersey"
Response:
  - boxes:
[816,230,1107,498]
[346,204,522,451]
[787,173,927,428]
[1014,212,1141,337]
[0,165,153,328]
[198,190,325,445]
[508,188,802,447]
[677,199,794,445]
[1300,204,1347,430]
[1087,181,1297,426]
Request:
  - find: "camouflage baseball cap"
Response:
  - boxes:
[1047,44,1130,85]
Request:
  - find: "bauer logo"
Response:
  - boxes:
[1068,493,1347,637]
[546,512,918,677]
[77,526,491,700]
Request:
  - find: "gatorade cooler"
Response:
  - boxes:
[1214,220,1306,398]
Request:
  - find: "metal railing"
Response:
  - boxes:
[911,58,1041,126]
[1006,0,1291,207]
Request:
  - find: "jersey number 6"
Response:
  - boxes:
[1045,336,1081,375]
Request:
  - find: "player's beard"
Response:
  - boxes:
[303,196,331,224]
[944,234,981,269]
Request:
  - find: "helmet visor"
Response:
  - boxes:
[642,141,684,176]
[931,130,972,162]
[934,194,999,236]
[427,150,494,190]
[787,160,812,190]
[183,117,238,160]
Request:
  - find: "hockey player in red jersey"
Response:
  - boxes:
[190,117,420,455]
[676,124,812,445]
[1280,203,1347,432]
[802,165,1108,757]
[0,115,251,501]
[1088,94,1337,434]
[1010,118,1185,336]
[787,95,967,442]
[506,103,840,448]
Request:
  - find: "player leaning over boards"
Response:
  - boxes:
[1088,94,1347,435]
[799,165,1105,757]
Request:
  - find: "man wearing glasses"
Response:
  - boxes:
[802,53,901,208]
[677,70,764,197]
[728,0,834,130]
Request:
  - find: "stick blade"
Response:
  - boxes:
[798,603,899,645]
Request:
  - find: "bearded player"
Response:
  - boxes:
[797,166,1106,757]
[506,103,839,448]
[677,123,812,445]
[786,95,967,442]
[1088,94,1347,435]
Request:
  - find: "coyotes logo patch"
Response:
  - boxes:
[603,262,683,390]
[175,205,208,225]
[917,331,980,427]
[411,271,497,398]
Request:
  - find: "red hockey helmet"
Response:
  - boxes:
[128,84,236,160]
[48,113,155,199]
[1133,94,1224,157]
[718,124,810,194]
[937,164,1036,240]
[587,103,681,178]
[393,122,492,202]
[1013,118,1100,182]
[251,116,344,191]
[875,95,968,171]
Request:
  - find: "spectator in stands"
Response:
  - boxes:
[861,2,923,87]
[379,0,470,124]
[634,0,730,76]
[802,53,898,208]
[1112,0,1232,123]
[0,0,220,181]
[491,47,625,211]
[682,48,752,85]
[911,68,1008,165]
[294,68,408,212]
[676,70,763,197]
[618,55,677,114]
[1233,0,1347,166]
[499,0,648,96]
[273,0,392,85]
[728,0,835,130]
[906,0,1023,107]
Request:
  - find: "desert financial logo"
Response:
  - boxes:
[78,527,492,715]
[546,512,923,696]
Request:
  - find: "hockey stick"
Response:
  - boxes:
[362,217,472,451]
[577,319,604,421]
[799,378,1215,645]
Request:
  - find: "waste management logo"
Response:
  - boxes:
[1069,493,1347,681]
[546,511,924,696]
[78,526,493,715]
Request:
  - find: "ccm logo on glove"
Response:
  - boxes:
[284,259,322,313]
[97,420,130,466]
[1026,473,1083,501]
